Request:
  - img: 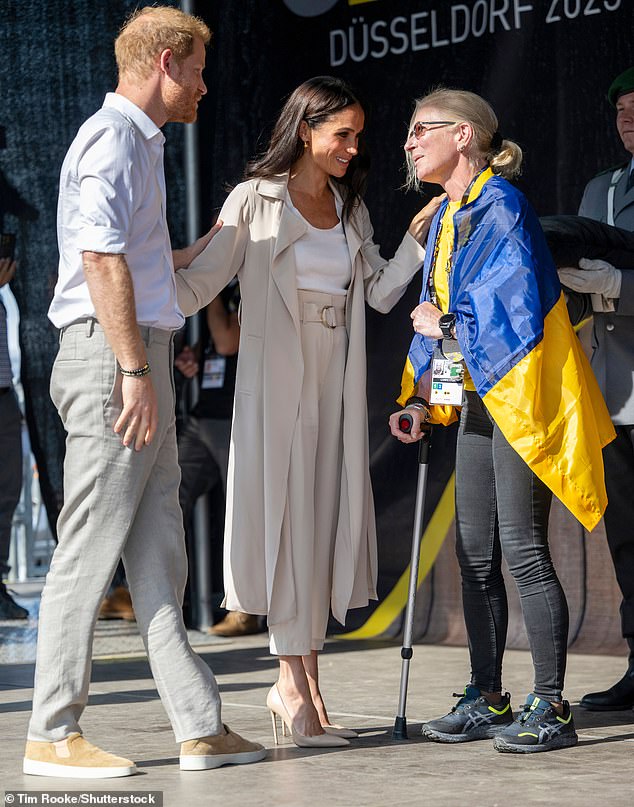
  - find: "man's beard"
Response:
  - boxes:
[167,90,198,124]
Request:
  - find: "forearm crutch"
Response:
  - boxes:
[393,413,431,740]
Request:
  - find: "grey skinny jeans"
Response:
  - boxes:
[455,391,569,702]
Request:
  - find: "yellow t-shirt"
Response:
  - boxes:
[431,202,476,391]
[432,201,460,315]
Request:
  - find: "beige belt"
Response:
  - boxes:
[299,300,346,328]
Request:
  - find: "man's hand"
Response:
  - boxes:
[83,252,156,450]
[408,194,447,243]
[558,258,622,297]
[114,375,158,451]
[389,408,427,443]
[0,257,16,288]
[172,220,224,270]
[174,344,199,378]
[411,301,443,338]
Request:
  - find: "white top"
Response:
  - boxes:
[49,93,184,330]
[288,196,352,295]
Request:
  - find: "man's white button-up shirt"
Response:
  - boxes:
[49,92,185,330]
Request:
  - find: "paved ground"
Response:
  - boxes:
[1,585,633,807]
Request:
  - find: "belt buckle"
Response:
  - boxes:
[320,305,337,329]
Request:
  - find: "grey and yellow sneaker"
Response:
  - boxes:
[422,685,514,743]
[494,693,578,753]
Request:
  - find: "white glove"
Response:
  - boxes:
[558,258,622,297]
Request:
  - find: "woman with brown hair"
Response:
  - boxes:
[176,76,441,748]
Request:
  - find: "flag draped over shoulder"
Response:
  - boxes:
[399,169,615,532]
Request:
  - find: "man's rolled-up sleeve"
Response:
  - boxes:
[76,125,136,254]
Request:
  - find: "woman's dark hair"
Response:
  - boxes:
[245,76,370,222]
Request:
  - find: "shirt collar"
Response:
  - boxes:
[103,92,164,145]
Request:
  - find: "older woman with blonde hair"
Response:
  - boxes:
[390,88,613,754]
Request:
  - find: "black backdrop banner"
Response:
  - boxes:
[194,0,631,632]
[2,0,631,627]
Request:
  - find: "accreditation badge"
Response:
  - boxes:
[429,344,464,406]
[201,355,226,389]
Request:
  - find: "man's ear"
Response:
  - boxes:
[159,48,173,77]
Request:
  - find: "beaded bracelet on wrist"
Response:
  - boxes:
[120,362,151,378]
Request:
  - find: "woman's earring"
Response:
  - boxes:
[458,144,465,153]
[303,141,308,149]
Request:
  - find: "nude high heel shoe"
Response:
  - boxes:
[266,685,349,748]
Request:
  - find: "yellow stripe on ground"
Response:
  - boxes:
[340,474,455,639]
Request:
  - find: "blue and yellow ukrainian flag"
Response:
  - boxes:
[400,169,615,532]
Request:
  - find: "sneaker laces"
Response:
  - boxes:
[518,696,551,725]
[450,685,480,713]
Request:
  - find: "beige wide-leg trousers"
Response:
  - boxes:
[28,320,222,743]
[269,290,348,657]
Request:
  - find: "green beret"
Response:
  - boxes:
[608,67,634,107]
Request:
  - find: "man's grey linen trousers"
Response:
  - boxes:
[28,319,222,743]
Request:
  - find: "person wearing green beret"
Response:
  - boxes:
[558,67,634,711]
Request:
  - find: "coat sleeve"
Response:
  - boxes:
[356,202,426,314]
[174,183,252,316]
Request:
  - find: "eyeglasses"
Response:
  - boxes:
[408,121,457,140]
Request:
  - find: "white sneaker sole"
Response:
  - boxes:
[180,748,267,770]
[23,758,137,779]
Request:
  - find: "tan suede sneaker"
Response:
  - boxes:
[23,733,137,779]
[180,724,267,770]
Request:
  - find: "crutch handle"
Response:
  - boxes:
[399,413,431,464]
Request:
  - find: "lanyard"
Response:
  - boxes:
[427,166,489,307]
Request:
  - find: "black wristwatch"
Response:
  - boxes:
[438,312,456,339]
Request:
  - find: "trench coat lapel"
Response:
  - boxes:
[257,175,306,335]
[272,202,306,329]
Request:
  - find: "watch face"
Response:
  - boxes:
[439,314,455,337]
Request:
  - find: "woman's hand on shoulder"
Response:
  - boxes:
[411,301,443,338]
[172,220,224,271]
[407,193,447,242]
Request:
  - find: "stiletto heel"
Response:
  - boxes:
[266,685,349,748]
[270,710,280,745]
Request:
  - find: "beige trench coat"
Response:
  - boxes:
[175,174,425,625]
